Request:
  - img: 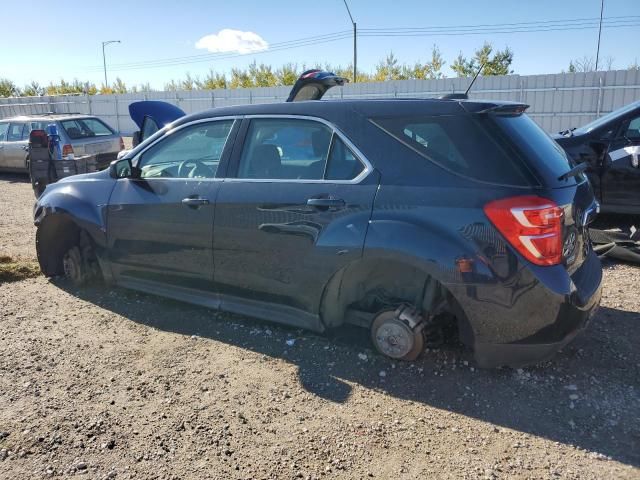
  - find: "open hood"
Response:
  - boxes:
[286,69,348,102]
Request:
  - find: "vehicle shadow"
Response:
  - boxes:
[0,172,30,184]
[57,280,639,467]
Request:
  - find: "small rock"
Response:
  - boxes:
[569,394,579,400]
[75,461,88,470]
[358,353,368,361]
[286,339,296,347]
[379,370,387,378]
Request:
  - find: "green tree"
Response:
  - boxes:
[248,62,277,87]
[229,68,254,89]
[374,52,403,81]
[451,42,514,77]
[0,79,20,97]
[164,80,179,92]
[276,63,298,86]
[22,81,44,97]
[202,70,227,89]
[411,45,446,79]
[111,78,127,94]
[181,73,197,90]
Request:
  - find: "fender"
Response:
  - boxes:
[34,171,117,277]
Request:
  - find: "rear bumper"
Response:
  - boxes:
[473,317,590,368]
[471,250,603,368]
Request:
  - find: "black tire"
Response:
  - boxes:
[370,310,424,361]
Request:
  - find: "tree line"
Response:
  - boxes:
[1,43,635,98]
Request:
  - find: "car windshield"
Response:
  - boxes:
[60,118,114,139]
[573,100,640,134]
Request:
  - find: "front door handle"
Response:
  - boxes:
[306,197,345,208]
[181,197,210,208]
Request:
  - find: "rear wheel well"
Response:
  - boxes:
[36,215,82,276]
[320,259,474,346]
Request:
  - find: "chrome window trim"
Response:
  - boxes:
[227,114,373,185]
[130,114,374,185]
[131,116,239,181]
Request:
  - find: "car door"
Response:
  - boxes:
[3,122,28,170]
[212,116,378,325]
[107,118,238,292]
[0,122,8,168]
[601,115,640,208]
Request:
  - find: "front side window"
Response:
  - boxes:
[138,120,233,179]
[7,123,26,142]
[0,123,8,141]
[60,118,114,139]
[237,118,365,181]
[622,116,640,142]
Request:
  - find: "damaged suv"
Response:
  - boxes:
[33,71,602,368]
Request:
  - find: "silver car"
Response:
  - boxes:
[0,114,123,172]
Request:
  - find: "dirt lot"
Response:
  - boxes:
[0,173,639,480]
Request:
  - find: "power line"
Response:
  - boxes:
[84,16,639,74]
[85,31,351,71]
[358,22,640,38]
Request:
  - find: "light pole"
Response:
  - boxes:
[342,0,357,82]
[102,40,121,88]
[595,0,604,71]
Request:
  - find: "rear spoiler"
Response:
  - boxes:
[476,103,530,115]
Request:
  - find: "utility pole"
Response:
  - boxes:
[342,0,357,82]
[102,40,121,88]
[595,0,604,71]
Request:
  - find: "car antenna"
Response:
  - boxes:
[439,63,484,100]
[464,62,485,97]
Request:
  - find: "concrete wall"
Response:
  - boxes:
[1,70,639,134]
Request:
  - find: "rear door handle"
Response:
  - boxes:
[181,197,210,208]
[306,197,345,208]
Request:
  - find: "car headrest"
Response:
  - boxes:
[249,144,281,178]
[311,129,331,157]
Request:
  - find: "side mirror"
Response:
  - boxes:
[110,158,136,179]
[132,131,141,147]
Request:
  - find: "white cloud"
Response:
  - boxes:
[195,29,268,54]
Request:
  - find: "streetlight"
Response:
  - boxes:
[595,0,604,71]
[102,40,121,88]
[342,0,357,83]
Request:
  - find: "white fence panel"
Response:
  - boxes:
[1,70,639,134]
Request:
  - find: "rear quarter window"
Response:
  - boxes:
[371,114,539,186]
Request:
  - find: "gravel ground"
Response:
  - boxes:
[0,173,639,479]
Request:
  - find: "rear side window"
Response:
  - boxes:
[61,118,114,139]
[7,123,26,142]
[237,118,366,181]
[372,114,538,186]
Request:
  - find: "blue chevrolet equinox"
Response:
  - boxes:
[33,71,602,368]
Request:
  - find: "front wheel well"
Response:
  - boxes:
[36,215,82,276]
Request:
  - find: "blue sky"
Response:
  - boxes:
[2,0,638,89]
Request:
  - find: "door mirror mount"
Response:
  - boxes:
[110,158,139,179]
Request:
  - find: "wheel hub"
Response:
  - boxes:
[374,317,415,359]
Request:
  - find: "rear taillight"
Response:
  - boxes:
[62,144,74,156]
[119,136,125,151]
[484,196,564,266]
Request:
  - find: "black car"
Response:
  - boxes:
[33,72,602,368]
[553,100,640,214]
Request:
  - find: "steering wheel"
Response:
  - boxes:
[177,159,209,178]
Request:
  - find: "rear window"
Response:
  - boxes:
[60,118,114,139]
[372,113,570,186]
